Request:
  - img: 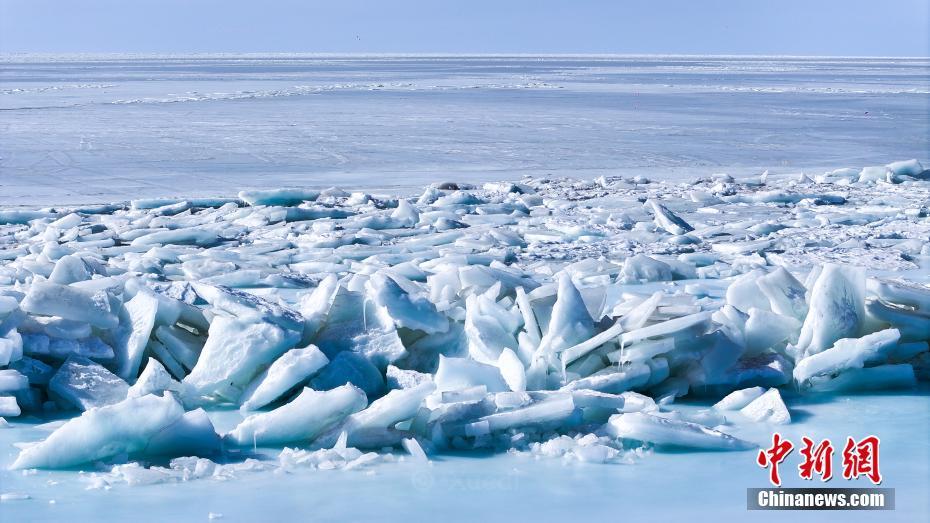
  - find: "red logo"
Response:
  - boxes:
[757,434,881,486]
[798,437,834,481]
[756,433,794,486]
[841,436,882,485]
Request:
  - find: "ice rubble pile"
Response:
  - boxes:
[1,159,929,470]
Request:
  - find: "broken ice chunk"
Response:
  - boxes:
[464,292,520,364]
[48,254,94,285]
[227,385,367,447]
[618,254,673,284]
[725,270,771,314]
[865,300,930,343]
[434,355,508,393]
[794,328,901,384]
[0,329,23,366]
[497,348,527,392]
[144,408,221,457]
[183,315,301,404]
[886,159,924,178]
[796,264,866,356]
[562,362,651,394]
[713,386,765,411]
[238,188,320,206]
[310,351,385,397]
[366,273,448,334]
[11,393,186,469]
[154,325,204,371]
[127,358,182,398]
[315,382,436,448]
[311,284,408,370]
[467,394,576,433]
[20,281,118,330]
[49,355,130,411]
[386,366,432,390]
[402,437,429,462]
[756,267,808,320]
[620,311,713,347]
[739,388,790,425]
[0,395,20,417]
[606,412,754,451]
[645,199,694,235]
[131,228,221,247]
[239,345,329,410]
[536,274,595,356]
[808,364,917,392]
[743,308,801,355]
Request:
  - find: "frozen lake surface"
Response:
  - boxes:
[1,55,928,205]
[1,56,929,523]
[2,389,928,522]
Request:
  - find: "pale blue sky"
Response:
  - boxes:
[1,0,928,56]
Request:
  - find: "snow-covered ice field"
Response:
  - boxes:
[1,55,928,205]
[1,56,929,522]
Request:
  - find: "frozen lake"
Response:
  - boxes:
[2,389,927,522]
[1,55,928,205]
[2,55,929,522]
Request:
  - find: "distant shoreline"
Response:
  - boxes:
[2,53,929,62]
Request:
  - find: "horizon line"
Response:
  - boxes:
[1,52,928,61]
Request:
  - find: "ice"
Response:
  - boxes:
[48,355,130,411]
[0,142,928,492]
[366,273,448,334]
[310,351,385,397]
[48,254,93,285]
[0,329,22,367]
[181,288,302,403]
[645,200,694,235]
[808,364,917,392]
[310,283,407,370]
[385,365,432,390]
[0,369,28,394]
[725,270,771,313]
[464,292,519,364]
[497,348,526,392]
[182,315,298,403]
[127,358,182,398]
[401,437,429,462]
[536,273,595,356]
[434,356,508,393]
[886,159,925,178]
[114,289,159,380]
[620,311,713,347]
[713,386,765,411]
[743,308,801,355]
[239,345,329,410]
[618,254,673,284]
[466,395,575,434]
[756,267,808,320]
[324,383,436,448]
[20,281,118,330]
[739,388,791,424]
[238,188,320,206]
[227,385,367,446]
[794,328,901,385]
[11,394,186,469]
[145,408,222,457]
[0,396,20,417]
[607,412,754,451]
[796,264,866,356]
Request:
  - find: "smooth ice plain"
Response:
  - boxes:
[1,56,929,523]
[1,55,928,205]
